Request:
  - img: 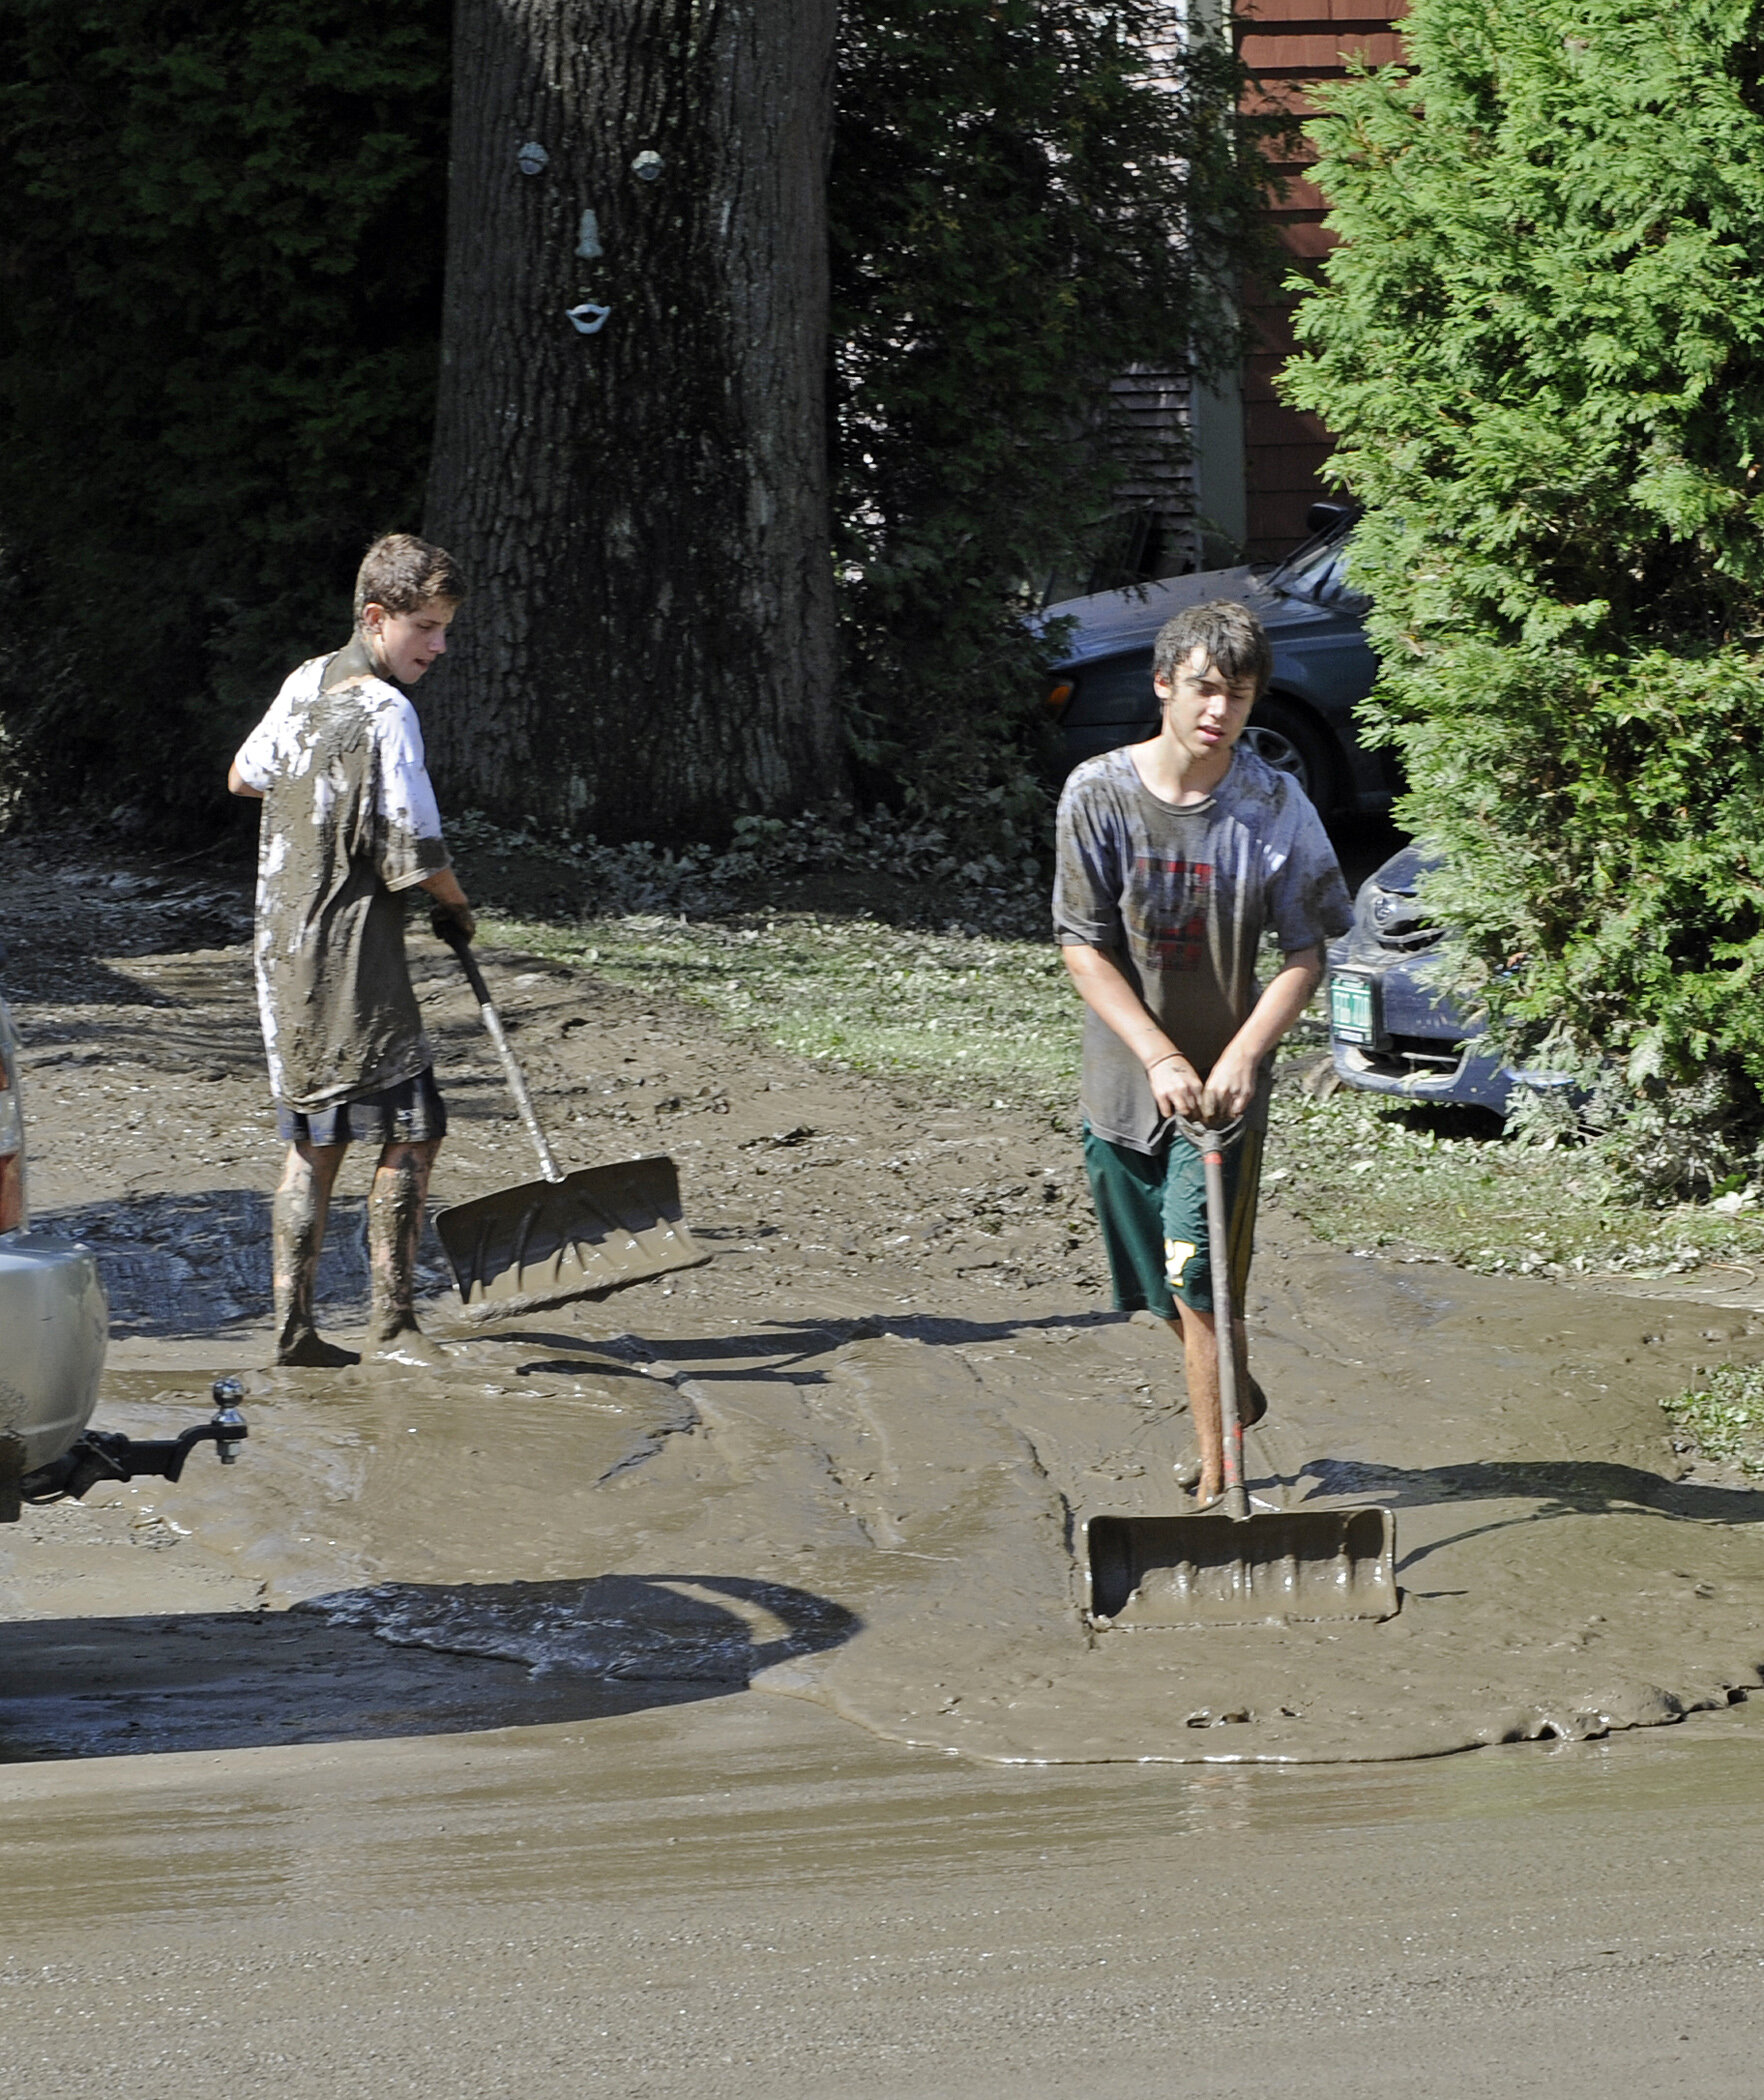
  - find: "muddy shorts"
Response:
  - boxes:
[1082,1121,1263,1320]
[276,1067,448,1148]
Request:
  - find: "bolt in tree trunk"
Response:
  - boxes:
[423,0,842,841]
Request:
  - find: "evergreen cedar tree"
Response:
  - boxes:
[0,0,1264,845]
[1285,0,1764,1133]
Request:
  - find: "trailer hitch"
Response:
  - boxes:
[22,1377,249,1504]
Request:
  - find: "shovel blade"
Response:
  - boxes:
[435,1154,707,1317]
[1084,1506,1398,1630]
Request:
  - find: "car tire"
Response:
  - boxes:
[1244,696,1335,809]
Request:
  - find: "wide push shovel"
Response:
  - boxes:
[431,925,708,1319]
[1082,1113,1397,1630]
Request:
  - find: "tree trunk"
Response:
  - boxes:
[423,0,842,841]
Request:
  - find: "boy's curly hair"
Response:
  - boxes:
[1152,599,1272,696]
[353,533,468,621]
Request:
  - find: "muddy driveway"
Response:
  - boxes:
[4,838,1764,2095]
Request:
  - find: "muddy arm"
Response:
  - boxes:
[420,866,474,942]
[1202,945,1325,1120]
[1061,942,1203,1118]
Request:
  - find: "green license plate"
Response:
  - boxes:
[1330,972,1379,1045]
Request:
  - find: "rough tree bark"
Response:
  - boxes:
[423,0,842,840]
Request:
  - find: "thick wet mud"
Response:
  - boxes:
[5,840,1764,1767]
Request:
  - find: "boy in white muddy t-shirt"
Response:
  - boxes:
[1053,599,1353,1505]
[229,533,475,1368]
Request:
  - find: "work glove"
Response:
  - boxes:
[430,900,476,945]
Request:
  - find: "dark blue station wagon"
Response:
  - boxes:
[1043,506,1397,818]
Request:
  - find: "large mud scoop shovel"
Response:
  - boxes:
[1082,1114,1397,1631]
[431,926,708,1318]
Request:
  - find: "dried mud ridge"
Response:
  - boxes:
[3,833,1763,1764]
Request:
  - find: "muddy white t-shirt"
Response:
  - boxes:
[1053,743,1352,1152]
[233,646,451,1113]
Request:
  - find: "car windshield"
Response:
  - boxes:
[1263,528,1367,611]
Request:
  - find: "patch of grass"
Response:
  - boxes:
[492,909,1081,1106]
[1663,1365,1764,1476]
[1266,1082,1764,1283]
[479,904,1764,1285]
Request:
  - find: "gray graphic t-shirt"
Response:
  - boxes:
[1053,744,1353,1152]
[233,647,451,1113]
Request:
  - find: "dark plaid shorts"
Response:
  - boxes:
[276,1066,448,1148]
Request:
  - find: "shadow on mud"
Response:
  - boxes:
[39,1187,279,1337]
[1291,1456,1764,1573]
[503,1310,1124,1378]
[3,954,196,1008]
[35,1187,456,1338]
[0,1574,858,1763]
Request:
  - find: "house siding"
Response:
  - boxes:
[1237,0,1406,557]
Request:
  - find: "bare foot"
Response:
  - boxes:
[1173,1454,1202,1492]
[275,1329,359,1369]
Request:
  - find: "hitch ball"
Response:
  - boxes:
[210,1377,248,1466]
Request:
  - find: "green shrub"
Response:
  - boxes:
[1283,0,1764,1178]
[0,0,449,824]
[830,0,1268,830]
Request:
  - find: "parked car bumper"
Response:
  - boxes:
[1331,1035,1516,1115]
[1326,843,1580,1122]
[0,1232,107,1514]
[1326,942,1518,1116]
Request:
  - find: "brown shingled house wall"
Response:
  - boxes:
[1236,0,1407,557]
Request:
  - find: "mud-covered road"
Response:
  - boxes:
[5,836,1764,2095]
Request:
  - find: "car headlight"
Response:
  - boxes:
[1360,885,1437,950]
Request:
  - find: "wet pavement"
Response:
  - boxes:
[5,839,1764,2091]
[6,1692,1764,2097]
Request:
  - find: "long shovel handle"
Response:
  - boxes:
[1175,1114,1249,1522]
[438,923,565,1185]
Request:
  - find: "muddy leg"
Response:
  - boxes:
[368,1138,444,1363]
[273,1141,355,1367]
[1172,1308,1253,1504]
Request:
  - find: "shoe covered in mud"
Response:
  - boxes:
[275,1329,360,1369]
[1173,1453,1203,1492]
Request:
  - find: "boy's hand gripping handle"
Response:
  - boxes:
[436,920,565,1185]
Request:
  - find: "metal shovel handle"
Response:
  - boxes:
[437,923,565,1185]
[1174,1114,1250,1522]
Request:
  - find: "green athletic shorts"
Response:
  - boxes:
[1082,1121,1264,1320]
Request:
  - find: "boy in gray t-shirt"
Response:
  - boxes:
[1053,600,1352,1506]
